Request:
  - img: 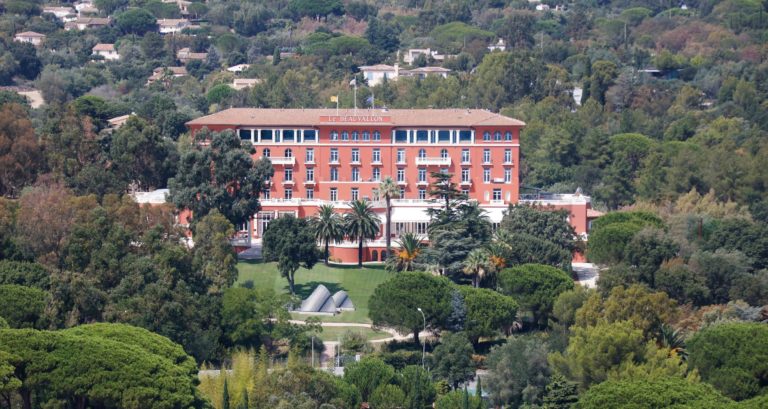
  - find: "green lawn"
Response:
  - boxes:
[310,326,391,342]
[237,261,393,323]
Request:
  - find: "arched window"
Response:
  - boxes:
[342,131,349,140]
[284,148,292,158]
[372,250,378,262]
[483,131,491,141]
[381,250,387,261]
[331,131,339,141]
[440,148,449,158]
[263,148,271,158]
[494,131,502,141]
[418,149,426,158]
[373,131,381,141]
[352,131,359,141]
[362,131,370,141]
[505,131,513,141]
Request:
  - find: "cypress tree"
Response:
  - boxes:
[222,378,230,409]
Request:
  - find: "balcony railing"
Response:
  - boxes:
[415,157,451,166]
[269,156,295,165]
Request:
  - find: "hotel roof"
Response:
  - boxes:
[187,108,525,127]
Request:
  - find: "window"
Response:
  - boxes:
[462,168,470,182]
[395,130,408,143]
[351,149,360,163]
[504,168,512,183]
[284,189,293,199]
[462,149,470,163]
[418,148,426,159]
[262,190,270,199]
[261,130,273,141]
[239,129,252,141]
[373,167,381,181]
[306,148,315,162]
[263,148,271,158]
[399,188,405,198]
[461,189,469,196]
[284,148,292,158]
[330,148,339,163]
[372,148,381,163]
[341,131,349,141]
[493,189,502,201]
[351,188,359,201]
[438,130,451,142]
[372,188,380,201]
[352,131,359,141]
[483,149,491,164]
[494,131,502,141]
[306,168,314,181]
[459,130,472,142]
[331,131,339,141]
[373,131,381,141]
[416,130,429,142]
[330,167,338,181]
[306,188,314,200]
[283,130,295,142]
[397,149,406,163]
[440,148,448,159]
[504,149,512,163]
[352,168,360,182]
[483,169,491,183]
[304,130,317,141]
[418,169,427,182]
[416,222,428,235]
[505,131,512,141]
[362,131,370,141]
[330,188,338,201]
[397,169,405,182]
[440,168,449,175]
[483,131,491,141]
[284,168,293,181]
[418,189,426,200]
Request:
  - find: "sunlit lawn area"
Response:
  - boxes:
[237,261,393,323]
[310,326,392,342]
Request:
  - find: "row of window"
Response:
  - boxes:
[258,147,513,164]
[238,129,515,144]
[280,167,514,184]
[265,188,510,202]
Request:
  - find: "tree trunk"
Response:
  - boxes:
[385,197,391,258]
[21,388,31,409]
[413,328,420,345]
[288,272,295,295]
[358,237,364,268]
[324,239,330,266]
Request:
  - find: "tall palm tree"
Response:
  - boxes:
[344,200,381,267]
[462,248,494,288]
[311,204,344,265]
[379,177,400,259]
[386,232,423,272]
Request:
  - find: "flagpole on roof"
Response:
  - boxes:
[349,77,357,114]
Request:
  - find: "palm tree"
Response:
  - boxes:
[462,248,494,288]
[379,177,400,259]
[311,204,344,265]
[344,200,381,267]
[386,232,423,272]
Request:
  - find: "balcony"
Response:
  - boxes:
[281,180,295,186]
[503,160,515,166]
[489,199,505,205]
[371,160,383,166]
[417,180,429,186]
[269,156,295,166]
[416,157,451,166]
[397,180,408,186]
[329,159,340,166]
[460,180,472,186]
[303,179,316,185]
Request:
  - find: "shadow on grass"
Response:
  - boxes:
[238,259,264,266]
[327,262,387,271]
[292,281,347,300]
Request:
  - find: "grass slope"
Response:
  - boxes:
[237,261,392,323]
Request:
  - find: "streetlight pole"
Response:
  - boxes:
[417,307,426,369]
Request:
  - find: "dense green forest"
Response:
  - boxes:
[1,0,768,408]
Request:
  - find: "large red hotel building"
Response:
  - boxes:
[186,108,599,263]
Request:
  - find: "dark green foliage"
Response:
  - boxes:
[0,284,48,328]
[398,365,435,409]
[588,211,664,264]
[369,272,453,343]
[445,289,466,332]
[576,376,730,409]
[497,264,573,327]
[343,356,395,402]
[261,215,319,294]
[500,205,578,252]
[687,323,768,401]
[169,129,274,227]
[485,335,550,408]
[115,8,158,35]
[430,332,475,389]
[542,374,578,409]
[457,286,518,345]
[0,260,49,289]
[289,0,344,19]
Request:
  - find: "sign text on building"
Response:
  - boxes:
[319,115,391,123]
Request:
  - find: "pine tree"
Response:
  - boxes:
[272,47,281,65]
[222,378,230,409]
[446,289,467,332]
[463,385,470,409]
[475,376,483,409]
[542,374,579,409]
[239,388,248,409]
